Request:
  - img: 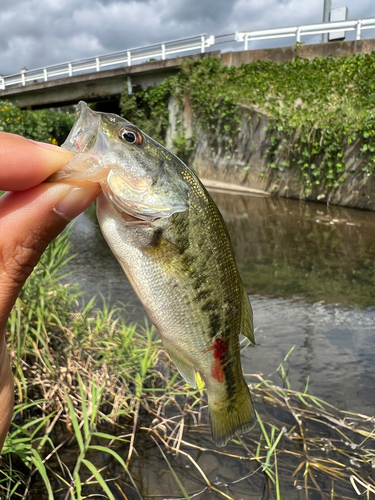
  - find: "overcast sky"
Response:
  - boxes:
[1,0,374,76]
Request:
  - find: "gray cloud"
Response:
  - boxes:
[164,0,238,24]
[0,0,374,76]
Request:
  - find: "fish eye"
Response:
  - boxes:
[119,127,143,145]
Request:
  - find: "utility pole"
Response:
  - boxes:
[322,0,332,42]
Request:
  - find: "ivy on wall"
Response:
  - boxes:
[119,83,172,145]
[120,52,375,194]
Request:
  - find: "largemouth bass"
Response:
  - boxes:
[51,101,255,447]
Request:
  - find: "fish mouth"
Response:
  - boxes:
[63,101,100,155]
[120,211,146,223]
[102,169,188,223]
[102,185,164,223]
[48,102,107,185]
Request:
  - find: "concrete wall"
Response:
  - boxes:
[222,38,375,66]
[164,39,375,210]
[186,106,375,211]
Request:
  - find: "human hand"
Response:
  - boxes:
[0,132,100,450]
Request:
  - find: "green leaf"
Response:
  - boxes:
[89,445,141,498]
[155,445,191,500]
[265,429,284,465]
[81,459,116,500]
[31,450,54,500]
[74,472,82,500]
[91,432,129,442]
[283,345,296,362]
[256,411,272,448]
[76,373,89,440]
[64,391,84,452]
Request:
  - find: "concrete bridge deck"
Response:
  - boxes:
[0,52,219,109]
[2,38,375,109]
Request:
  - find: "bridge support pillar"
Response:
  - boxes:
[127,76,132,95]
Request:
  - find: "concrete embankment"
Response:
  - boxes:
[191,106,375,210]
[167,100,375,211]
[165,38,375,210]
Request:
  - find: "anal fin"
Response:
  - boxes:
[165,344,196,388]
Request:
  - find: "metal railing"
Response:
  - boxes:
[1,17,375,91]
[0,34,215,90]
[235,17,375,49]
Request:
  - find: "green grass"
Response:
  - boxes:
[1,229,375,499]
[2,229,165,498]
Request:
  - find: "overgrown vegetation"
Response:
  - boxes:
[0,101,74,145]
[119,84,172,145]
[1,231,374,499]
[120,53,375,195]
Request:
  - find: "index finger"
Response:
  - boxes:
[0,132,73,191]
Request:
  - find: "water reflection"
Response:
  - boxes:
[212,193,375,308]
[246,296,375,415]
[66,193,375,415]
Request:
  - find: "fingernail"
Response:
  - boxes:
[54,186,100,221]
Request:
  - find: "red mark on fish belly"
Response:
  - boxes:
[204,338,228,383]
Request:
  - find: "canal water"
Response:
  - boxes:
[65,191,375,498]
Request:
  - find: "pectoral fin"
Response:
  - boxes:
[240,287,255,344]
[165,345,196,388]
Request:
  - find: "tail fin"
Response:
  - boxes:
[209,383,255,448]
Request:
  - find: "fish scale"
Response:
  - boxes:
[50,101,256,447]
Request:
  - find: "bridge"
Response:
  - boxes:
[1,18,375,109]
[0,52,217,110]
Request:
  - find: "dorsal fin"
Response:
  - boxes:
[241,287,255,344]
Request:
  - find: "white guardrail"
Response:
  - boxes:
[1,17,375,90]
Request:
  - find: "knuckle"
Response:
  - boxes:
[0,231,50,285]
